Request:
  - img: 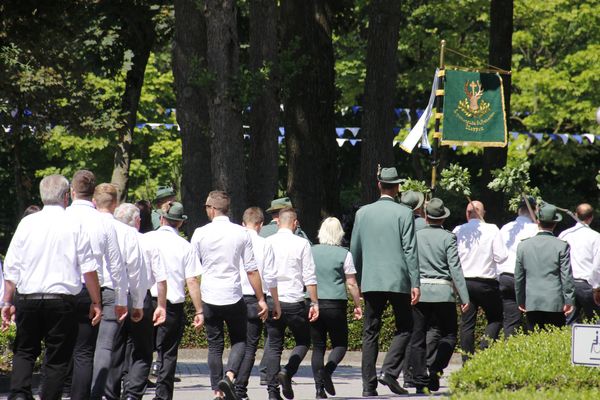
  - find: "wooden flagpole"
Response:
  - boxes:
[430,40,446,193]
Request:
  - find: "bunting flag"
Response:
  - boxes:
[442,69,507,147]
[400,69,438,153]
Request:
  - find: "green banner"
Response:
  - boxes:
[442,69,507,147]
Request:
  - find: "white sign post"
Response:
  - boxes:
[572,324,600,366]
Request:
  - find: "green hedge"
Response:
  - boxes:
[450,326,600,397]
[452,388,600,400]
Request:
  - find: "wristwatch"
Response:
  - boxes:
[309,301,319,307]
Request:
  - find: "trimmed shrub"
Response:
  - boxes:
[452,388,600,400]
[450,326,600,396]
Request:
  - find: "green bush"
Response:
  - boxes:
[449,326,600,396]
[452,388,600,400]
[0,324,16,374]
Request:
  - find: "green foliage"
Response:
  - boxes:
[440,164,472,198]
[487,162,540,212]
[452,388,600,400]
[0,324,16,373]
[450,326,600,395]
[399,178,431,195]
[596,170,600,190]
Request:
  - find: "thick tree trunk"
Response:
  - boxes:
[281,0,339,241]
[360,0,402,204]
[204,0,246,222]
[111,9,155,202]
[246,0,279,211]
[173,0,212,235]
[481,0,513,224]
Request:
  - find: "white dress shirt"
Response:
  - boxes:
[453,219,508,279]
[191,216,257,306]
[4,205,98,295]
[497,216,539,275]
[147,226,201,304]
[342,252,357,274]
[559,222,600,283]
[137,232,168,291]
[240,229,277,296]
[66,200,126,304]
[103,215,145,308]
[265,228,317,303]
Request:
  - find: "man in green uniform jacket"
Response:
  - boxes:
[515,202,575,330]
[408,198,469,393]
[259,197,310,242]
[400,190,427,232]
[350,167,420,397]
[151,186,176,230]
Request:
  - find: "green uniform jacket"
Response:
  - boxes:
[350,197,419,293]
[416,225,469,304]
[259,220,311,243]
[151,209,161,230]
[515,231,575,313]
[414,215,427,232]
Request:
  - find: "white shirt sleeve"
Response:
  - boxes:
[151,247,168,283]
[4,223,24,283]
[301,242,317,286]
[591,236,600,288]
[242,231,258,272]
[343,251,357,274]
[261,242,277,289]
[105,223,127,305]
[124,231,145,309]
[77,225,99,275]
[492,228,508,265]
[184,246,201,279]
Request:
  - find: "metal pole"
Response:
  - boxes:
[431,40,446,193]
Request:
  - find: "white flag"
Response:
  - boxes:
[400,69,439,153]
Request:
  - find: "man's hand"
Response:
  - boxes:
[518,304,527,313]
[153,306,166,326]
[460,303,470,313]
[257,299,268,322]
[131,308,143,323]
[1,305,15,331]
[308,304,319,322]
[115,305,128,322]
[271,301,281,320]
[353,306,363,320]
[193,312,204,330]
[89,302,102,326]
[410,287,420,305]
[564,304,574,316]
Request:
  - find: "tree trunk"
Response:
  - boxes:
[204,0,246,222]
[280,0,339,241]
[173,0,212,235]
[111,9,156,202]
[481,0,513,224]
[246,0,279,211]
[360,0,402,204]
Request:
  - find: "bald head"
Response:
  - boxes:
[466,200,485,220]
[576,203,594,224]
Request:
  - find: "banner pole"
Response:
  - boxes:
[431,40,446,193]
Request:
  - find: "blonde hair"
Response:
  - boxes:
[243,207,264,226]
[94,183,118,209]
[318,217,344,246]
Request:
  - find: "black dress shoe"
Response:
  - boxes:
[428,371,440,392]
[278,371,294,399]
[268,391,283,400]
[403,379,415,388]
[218,376,240,400]
[361,390,378,397]
[378,373,408,395]
[318,368,335,396]
[315,386,327,399]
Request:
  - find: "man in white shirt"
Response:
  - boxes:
[263,207,319,400]
[235,207,281,400]
[1,174,102,400]
[145,201,204,400]
[453,200,507,361]
[64,170,126,400]
[90,183,145,400]
[497,197,538,337]
[106,203,168,400]
[560,203,600,324]
[191,191,268,400]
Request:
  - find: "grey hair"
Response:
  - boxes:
[318,217,345,246]
[39,174,69,206]
[114,203,140,228]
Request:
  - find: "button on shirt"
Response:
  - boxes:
[240,229,277,296]
[137,232,168,291]
[191,216,257,306]
[147,226,201,304]
[453,219,508,279]
[497,216,539,275]
[559,223,600,283]
[4,205,98,295]
[265,228,317,303]
[66,200,125,303]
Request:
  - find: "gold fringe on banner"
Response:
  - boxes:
[435,90,445,96]
[437,70,446,77]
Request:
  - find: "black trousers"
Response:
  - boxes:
[64,287,99,400]
[527,311,565,331]
[498,273,525,337]
[235,296,264,397]
[309,300,348,389]
[408,302,457,387]
[204,298,248,391]
[361,292,412,392]
[566,280,600,325]
[264,300,311,395]
[154,300,185,400]
[460,279,502,360]
[10,295,77,400]
[104,292,154,400]
[400,319,441,383]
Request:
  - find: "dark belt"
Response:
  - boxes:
[17,293,73,301]
[500,272,514,277]
[465,277,497,283]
